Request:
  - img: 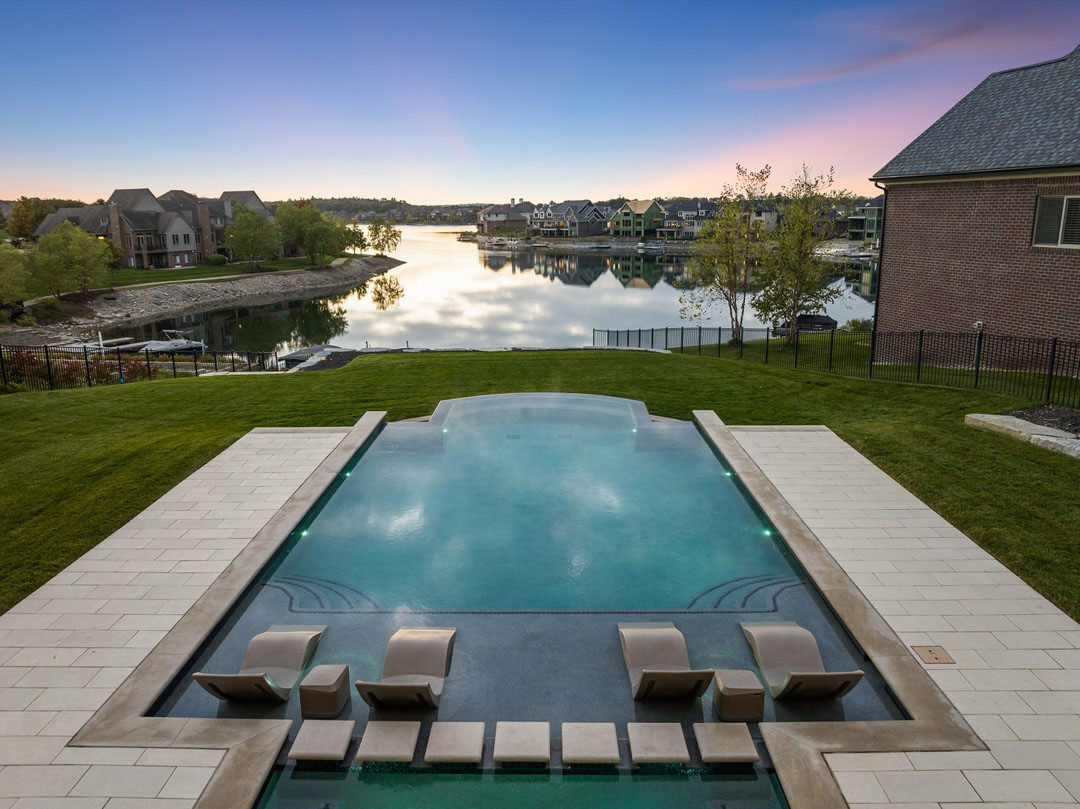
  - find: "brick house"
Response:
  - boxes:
[872,44,1080,340]
[35,188,274,269]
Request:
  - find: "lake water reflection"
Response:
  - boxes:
[106,225,876,353]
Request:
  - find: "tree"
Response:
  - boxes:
[29,221,113,297]
[679,164,770,343]
[0,206,7,235]
[0,244,29,305]
[7,197,51,241]
[752,166,845,345]
[344,223,367,254]
[226,205,280,265]
[368,218,402,255]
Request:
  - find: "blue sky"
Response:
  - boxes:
[3,0,1078,202]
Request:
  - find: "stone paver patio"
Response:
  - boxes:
[0,419,1075,807]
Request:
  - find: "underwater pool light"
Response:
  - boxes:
[763,529,772,536]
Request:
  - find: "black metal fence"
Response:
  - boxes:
[592,327,1080,407]
[0,344,282,393]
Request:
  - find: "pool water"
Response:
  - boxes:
[156,394,904,808]
[274,394,797,612]
[258,768,790,809]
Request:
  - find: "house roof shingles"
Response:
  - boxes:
[873,44,1080,181]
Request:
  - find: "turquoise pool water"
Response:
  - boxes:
[258,768,790,809]
[273,394,794,612]
[157,394,904,808]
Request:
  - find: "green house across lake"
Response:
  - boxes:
[609,199,665,237]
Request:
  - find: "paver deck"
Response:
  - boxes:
[0,428,348,808]
[730,426,1080,808]
[0,421,1076,807]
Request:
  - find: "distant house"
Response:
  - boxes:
[476,199,533,233]
[609,199,666,238]
[872,43,1080,340]
[847,195,883,242]
[34,188,275,269]
[529,200,607,237]
[657,200,715,240]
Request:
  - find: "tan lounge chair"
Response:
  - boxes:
[617,622,713,700]
[741,622,863,699]
[355,627,456,709]
[194,626,325,702]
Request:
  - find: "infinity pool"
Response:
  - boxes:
[155,394,902,808]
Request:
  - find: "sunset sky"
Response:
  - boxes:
[4,0,1079,203]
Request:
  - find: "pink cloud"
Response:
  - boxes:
[736,0,1080,90]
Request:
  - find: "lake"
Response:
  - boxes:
[105,225,877,353]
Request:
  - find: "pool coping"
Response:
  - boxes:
[694,412,984,808]
[66,406,983,809]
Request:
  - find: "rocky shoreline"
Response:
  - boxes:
[10,256,401,344]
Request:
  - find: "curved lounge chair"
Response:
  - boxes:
[617,622,713,700]
[356,627,457,709]
[741,622,863,699]
[194,626,325,702]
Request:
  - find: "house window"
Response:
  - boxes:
[195,229,202,244]
[183,233,191,244]
[184,253,190,263]
[1034,196,1080,246]
[172,234,179,245]
[124,235,132,247]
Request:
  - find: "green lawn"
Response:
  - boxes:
[1,351,1076,621]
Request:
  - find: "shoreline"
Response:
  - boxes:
[5,255,402,344]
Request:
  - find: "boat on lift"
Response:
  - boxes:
[143,330,207,355]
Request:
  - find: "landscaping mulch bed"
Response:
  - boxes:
[1006,405,1080,437]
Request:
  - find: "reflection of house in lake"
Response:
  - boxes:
[478,246,687,290]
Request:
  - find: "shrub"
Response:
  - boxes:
[15,314,36,327]
[206,254,227,266]
[841,317,874,332]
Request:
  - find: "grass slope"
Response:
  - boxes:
[1,351,1076,618]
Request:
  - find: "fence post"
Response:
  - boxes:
[664,329,668,350]
[680,327,685,352]
[0,346,6,385]
[1044,336,1058,403]
[116,348,124,382]
[738,329,744,359]
[637,328,642,348]
[697,325,702,354]
[171,352,177,378]
[868,329,877,379]
[916,330,924,383]
[43,344,54,390]
[794,329,800,368]
[765,328,770,364]
[145,349,152,379]
[82,346,92,387]
[231,352,236,372]
[192,351,199,377]
[972,330,984,389]
[213,351,218,372]
[828,329,835,372]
